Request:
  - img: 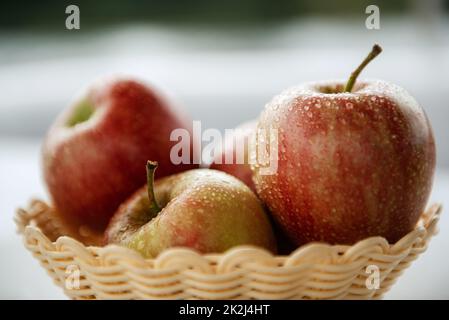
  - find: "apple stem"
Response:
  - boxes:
[146,161,161,214]
[344,44,382,93]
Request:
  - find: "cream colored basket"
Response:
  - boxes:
[15,199,441,300]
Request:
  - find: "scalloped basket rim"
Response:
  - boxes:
[14,199,443,300]
[16,200,442,264]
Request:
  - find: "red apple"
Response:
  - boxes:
[42,77,195,239]
[252,45,436,245]
[105,161,277,257]
[209,120,256,192]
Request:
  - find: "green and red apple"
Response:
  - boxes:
[42,77,195,240]
[252,45,436,245]
[105,162,277,257]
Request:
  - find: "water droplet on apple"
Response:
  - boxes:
[280,144,286,153]
[137,241,144,250]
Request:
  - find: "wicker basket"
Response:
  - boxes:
[15,199,441,300]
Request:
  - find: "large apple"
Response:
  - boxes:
[252,45,436,245]
[209,120,256,192]
[42,77,195,239]
[104,161,277,257]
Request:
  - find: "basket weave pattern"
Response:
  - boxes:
[15,199,441,300]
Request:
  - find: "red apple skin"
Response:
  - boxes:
[252,80,436,245]
[209,120,256,192]
[42,77,196,236]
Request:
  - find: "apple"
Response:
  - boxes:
[209,120,256,192]
[104,161,277,257]
[42,77,195,239]
[252,45,436,245]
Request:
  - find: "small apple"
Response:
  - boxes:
[105,161,277,257]
[42,77,195,239]
[209,120,256,192]
[252,45,436,245]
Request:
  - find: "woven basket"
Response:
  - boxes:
[15,199,441,300]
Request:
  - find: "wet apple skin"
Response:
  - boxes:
[252,80,436,245]
[105,169,277,257]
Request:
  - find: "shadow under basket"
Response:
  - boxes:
[15,199,442,300]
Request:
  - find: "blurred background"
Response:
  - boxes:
[0,0,448,299]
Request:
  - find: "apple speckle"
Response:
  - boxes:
[252,79,435,245]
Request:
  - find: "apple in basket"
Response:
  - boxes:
[42,77,196,238]
[104,161,277,257]
[209,120,257,192]
[252,44,436,245]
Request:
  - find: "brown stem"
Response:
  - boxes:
[146,160,161,214]
[344,44,382,93]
